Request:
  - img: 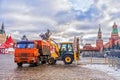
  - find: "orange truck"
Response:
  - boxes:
[14,40,50,67]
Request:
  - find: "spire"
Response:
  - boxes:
[1,22,5,33]
[97,24,102,40]
[114,22,116,25]
[1,22,4,30]
[113,22,117,28]
[98,24,101,33]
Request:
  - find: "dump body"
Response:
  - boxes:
[35,40,50,56]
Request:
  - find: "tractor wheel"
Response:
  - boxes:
[63,55,73,64]
[17,63,23,67]
[47,58,56,65]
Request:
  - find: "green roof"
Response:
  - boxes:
[112,28,118,34]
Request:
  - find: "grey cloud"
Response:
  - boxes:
[83,37,96,44]
[75,23,100,31]
[75,5,103,22]
[93,0,99,3]
[62,31,84,38]
[54,11,76,24]
[84,37,96,41]
[110,12,120,20]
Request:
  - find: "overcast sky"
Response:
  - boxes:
[0,0,120,46]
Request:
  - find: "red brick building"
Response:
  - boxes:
[82,43,99,51]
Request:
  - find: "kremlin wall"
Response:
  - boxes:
[82,22,120,52]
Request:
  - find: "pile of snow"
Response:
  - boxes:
[83,64,120,80]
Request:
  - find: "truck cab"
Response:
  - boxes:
[14,41,40,67]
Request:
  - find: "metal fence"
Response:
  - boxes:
[80,57,108,64]
[80,56,120,70]
[105,50,120,69]
[107,56,120,70]
[81,50,120,70]
[81,52,105,58]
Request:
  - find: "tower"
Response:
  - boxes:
[109,22,119,47]
[0,22,6,44]
[96,24,103,50]
[111,22,119,39]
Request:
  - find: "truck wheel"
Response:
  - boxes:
[47,58,56,65]
[41,61,46,64]
[34,58,40,66]
[54,60,57,64]
[63,55,73,64]
[17,63,23,67]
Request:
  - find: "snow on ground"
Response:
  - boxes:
[83,64,120,80]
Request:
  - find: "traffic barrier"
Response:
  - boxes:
[0,48,14,54]
[0,48,6,54]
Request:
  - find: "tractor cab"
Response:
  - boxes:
[59,42,74,64]
[60,42,73,55]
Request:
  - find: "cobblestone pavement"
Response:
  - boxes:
[0,54,115,80]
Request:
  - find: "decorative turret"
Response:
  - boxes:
[98,24,102,40]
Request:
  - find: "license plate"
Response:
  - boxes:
[20,58,28,60]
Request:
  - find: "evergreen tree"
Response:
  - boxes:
[21,35,28,40]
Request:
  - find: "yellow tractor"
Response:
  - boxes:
[47,37,80,65]
[40,29,80,65]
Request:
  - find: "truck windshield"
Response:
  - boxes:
[17,43,34,48]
